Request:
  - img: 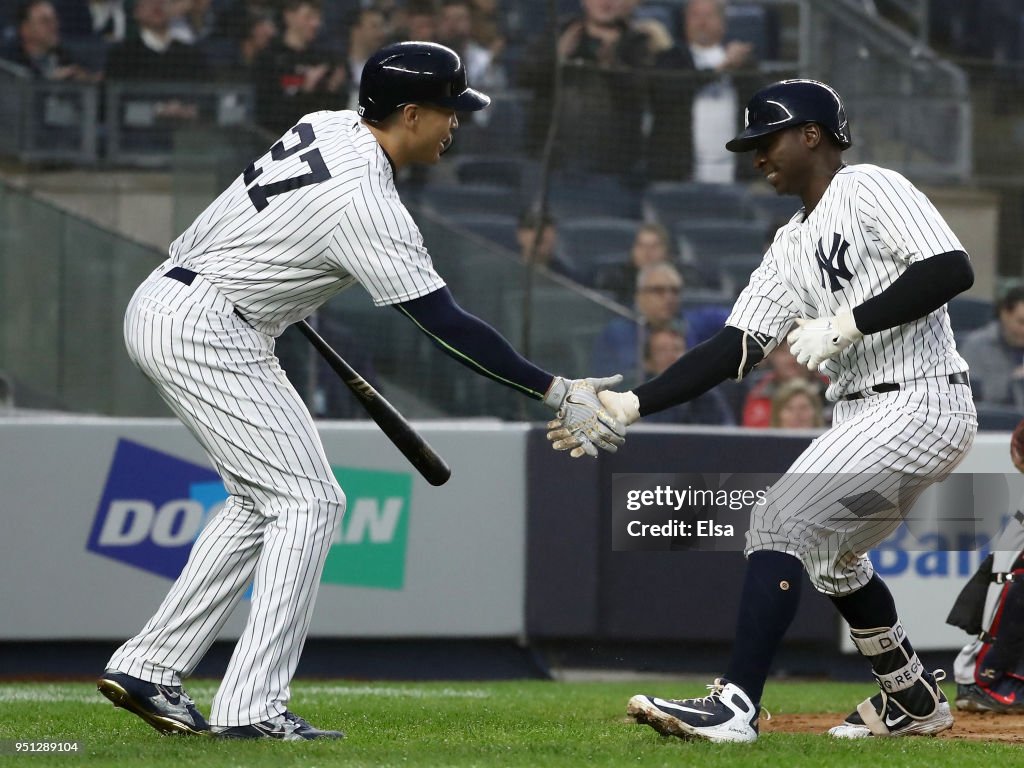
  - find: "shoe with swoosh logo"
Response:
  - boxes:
[828,670,953,738]
[626,678,762,743]
[97,669,209,735]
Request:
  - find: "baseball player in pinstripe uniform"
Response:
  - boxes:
[554,79,979,741]
[96,41,625,740]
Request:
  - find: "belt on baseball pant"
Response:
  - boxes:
[163,266,249,323]
[842,371,970,401]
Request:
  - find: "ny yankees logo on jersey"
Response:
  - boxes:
[816,233,854,293]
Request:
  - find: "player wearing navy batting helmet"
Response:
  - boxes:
[551,78,978,742]
[97,40,624,741]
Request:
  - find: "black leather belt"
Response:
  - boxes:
[843,371,970,401]
[165,266,198,286]
[164,267,248,322]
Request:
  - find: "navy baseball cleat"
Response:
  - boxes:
[828,670,953,738]
[213,711,345,740]
[955,679,1024,713]
[97,669,209,735]
[627,678,761,743]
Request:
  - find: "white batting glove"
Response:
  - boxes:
[543,375,626,458]
[786,309,863,370]
[598,390,641,426]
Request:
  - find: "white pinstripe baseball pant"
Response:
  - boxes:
[107,263,346,727]
[747,378,977,595]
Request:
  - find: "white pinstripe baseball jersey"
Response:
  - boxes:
[169,109,445,336]
[727,164,969,401]
[107,109,450,729]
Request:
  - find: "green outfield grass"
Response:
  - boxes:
[0,678,1018,767]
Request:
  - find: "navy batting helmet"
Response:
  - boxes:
[358,41,490,123]
[726,79,851,153]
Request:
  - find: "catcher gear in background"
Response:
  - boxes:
[358,41,490,123]
[726,79,852,152]
[950,506,1024,701]
[1012,417,1024,473]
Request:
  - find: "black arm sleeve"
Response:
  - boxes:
[394,287,554,400]
[853,250,974,334]
[634,326,747,417]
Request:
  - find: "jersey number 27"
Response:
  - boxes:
[243,123,331,212]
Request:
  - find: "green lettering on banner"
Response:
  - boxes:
[321,467,413,590]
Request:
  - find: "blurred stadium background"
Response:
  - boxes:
[1,0,1023,685]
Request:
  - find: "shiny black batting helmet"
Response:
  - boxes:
[358,41,490,123]
[726,79,851,153]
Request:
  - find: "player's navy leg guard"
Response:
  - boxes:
[832,576,938,716]
[725,551,804,705]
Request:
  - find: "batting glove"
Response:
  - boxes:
[786,309,863,370]
[543,375,626,458]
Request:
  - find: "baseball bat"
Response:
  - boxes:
[296,319,452,486]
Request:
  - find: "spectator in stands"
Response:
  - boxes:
[252,0,347,135]
[622,0,675,53]
[54,0,127,44]
[467,0,504,53]
[1,0,100,80]
[436,0,505,90]
[770,379,825,430]
[211,0,269,41]
[392,0,438,43]
[961,286,1024,408]
[234,8,275,72]
[592,262,685,381]
[168,0,215,44]
[741,340,829,428]
[518,0,654,177]
[595,222,674,305]
[207,5,275,80]
[647,0,755,182]
[105,0,209,80]
[516,210,578,281]
[640,326,735,425]
[343,7,389,110]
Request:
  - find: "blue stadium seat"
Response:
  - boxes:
[451,154,537,190]
[444,213,519,253]
[558,217,642,285]
[674,219,768,264]
[454,92,529,155]
[644,181,755,227]
[547,174,644,220]
[749,194,801,229]
[975,402,1024,431]
[62,37,109,72]
[683,287,735,311]
[419,184,523,217]
[725,3,777,61]
[716,254,764,296]
[948,296,994,336]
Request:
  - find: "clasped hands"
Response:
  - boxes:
[543,375,641,459]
